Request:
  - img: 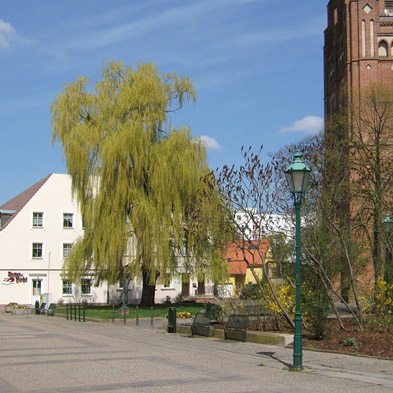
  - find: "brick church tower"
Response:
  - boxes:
[324,1,393,292]
[324,0,393,118]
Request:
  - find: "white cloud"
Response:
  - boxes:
[0,19,31,49]
[280,116,323,135]
[0,19,17,48]
[199,135,222,150]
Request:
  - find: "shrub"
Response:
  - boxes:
[360,279,393,331]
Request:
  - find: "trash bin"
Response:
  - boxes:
[168,307,176,333]
[35,300,40,315]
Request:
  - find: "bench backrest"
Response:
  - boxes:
[226,314,249,329]
[193,311,210,326]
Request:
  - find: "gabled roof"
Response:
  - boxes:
[225,239,270,275]
[0,174,52,231]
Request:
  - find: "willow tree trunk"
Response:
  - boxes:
[140,269,157,307]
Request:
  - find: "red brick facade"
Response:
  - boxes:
[324,1,393,289]
[324,0,393,118]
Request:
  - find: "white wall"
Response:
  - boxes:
[0,173,215,306]
[0,174,108,306]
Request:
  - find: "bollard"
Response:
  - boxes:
[78,304,81,322]
[168,307,176,333]
[83,304,86,322]
[123,303,127,325]
[150,307,154,328]
[74,303,77,321]
[66,303,69,320]
[136,306,139,327]
[35,300,40,315]
[70,304,73,320]
[112,304,115,323]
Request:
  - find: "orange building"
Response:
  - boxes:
[225,240,271,296]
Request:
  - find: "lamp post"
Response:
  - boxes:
[285,150,311,369]
[383,214,392,284]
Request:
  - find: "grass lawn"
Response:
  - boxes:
[55,302,206,320]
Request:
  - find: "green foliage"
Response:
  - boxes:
[240,283,261,300]
[303,290,330,340]
[51,61,231,296]
[301,267,331,340]
[343,337,361,350]
[207,304,223,322]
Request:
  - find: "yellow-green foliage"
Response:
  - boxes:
[51,61,231,285]
[360,279,393,327]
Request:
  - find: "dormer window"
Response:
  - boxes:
[0,210,15,228]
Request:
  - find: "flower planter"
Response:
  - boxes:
[11,308,31,315]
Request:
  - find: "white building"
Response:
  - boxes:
[234,209,293,240]
[0,173,212,306]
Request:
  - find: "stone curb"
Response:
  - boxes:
[164,322,293,346]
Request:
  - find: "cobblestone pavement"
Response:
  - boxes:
[0,313,393,392]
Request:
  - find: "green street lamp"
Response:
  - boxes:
[383,214,392,284]
[285,150,311,369]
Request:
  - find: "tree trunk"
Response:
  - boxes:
[140,269,156,307]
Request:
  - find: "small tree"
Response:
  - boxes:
[349,84,393,284]
[272,134,364,329]
[205,146,296,328]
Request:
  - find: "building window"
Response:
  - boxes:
[370,20,375,57]
[386,1,393,11]
[32,279,42,296]
[63,213,73,228]
[379,40,388,57]
[81,278,92,295]
[32,243,43,258]
[163,278,171,288]
[63,243,72,258]
[32,212,43,228]
[62,280,73,295]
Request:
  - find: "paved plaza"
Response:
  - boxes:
[1,313,393,392]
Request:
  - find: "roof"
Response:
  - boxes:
[0,174,52,231]
[227,261,247,275]
[225,239,270,275]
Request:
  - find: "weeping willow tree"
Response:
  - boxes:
[51,61,231,306]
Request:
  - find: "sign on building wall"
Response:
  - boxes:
[2,271,28,285]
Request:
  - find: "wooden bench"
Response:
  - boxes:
[46,303,56,316]
[191,312,210,337]
[224,314,249,342]
[39,303,46,315]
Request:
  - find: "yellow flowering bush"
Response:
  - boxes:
[176,312,194,319]
[360,279,393,330]
[264,284,295,316]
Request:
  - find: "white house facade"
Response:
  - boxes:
[0,173,213,306]
[0,174,107,306]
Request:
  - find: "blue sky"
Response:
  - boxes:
[0,0,326,204]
